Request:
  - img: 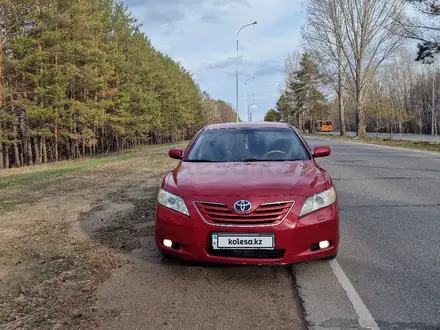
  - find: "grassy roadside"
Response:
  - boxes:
[0,142,187,213]
[0,141,185,329]
[305,133,440,153]
[0,142,187,182]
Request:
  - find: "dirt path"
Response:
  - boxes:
[0,145,305,330]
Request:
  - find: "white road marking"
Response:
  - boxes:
[328,259,380,330]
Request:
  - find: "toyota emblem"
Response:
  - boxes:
[234,200,252,213]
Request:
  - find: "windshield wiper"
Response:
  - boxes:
[186,159,299,163]
[186,158,263,162]
[241,158,262,162]
[242,158,296,162]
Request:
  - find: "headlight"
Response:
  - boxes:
[157,188,189,216]
[299,186,336,217]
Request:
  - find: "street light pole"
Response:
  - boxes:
[249,103,256,122]
[244,76,255,122]
[247,93,255,121]
[236,21,257,122]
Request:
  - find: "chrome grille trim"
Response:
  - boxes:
[260,201,294,206]
[193,200,296,227]
[198,201,226,206]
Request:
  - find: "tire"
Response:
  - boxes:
[324,251,337,260]
[158,248,175,260]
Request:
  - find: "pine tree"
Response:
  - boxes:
[284,53,330,132]
[0,0,235,169]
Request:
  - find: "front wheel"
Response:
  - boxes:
[324,251,337,260]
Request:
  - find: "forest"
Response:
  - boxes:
[0,0,237,169]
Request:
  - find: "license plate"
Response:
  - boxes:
[212,233,275,250]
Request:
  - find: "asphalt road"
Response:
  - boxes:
[297,137,440,330]
[91,196,306,330]
[96,251,305,330]
[322,131,440,142]
[94,137,440,330]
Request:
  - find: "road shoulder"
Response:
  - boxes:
[306,135,440,156]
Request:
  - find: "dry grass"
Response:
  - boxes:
[0,143,181,179]
[0,143,185,214]
[0,142,186,329]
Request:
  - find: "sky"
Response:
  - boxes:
[120,0,429,122]
[121,0,306,122]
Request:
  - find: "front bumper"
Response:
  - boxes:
[154,201,339,265]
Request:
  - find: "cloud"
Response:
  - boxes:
[254,60,285,77]
[205,56,237,70]
[125,0,249,25]
[124,0,199,7]
[203,57,284,79]
[201,11,223,24]
[122,0,305,121]
[144,7,186,25]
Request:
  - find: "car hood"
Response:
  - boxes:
[165,161,332,197]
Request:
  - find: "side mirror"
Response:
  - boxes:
[313,146,331,158]
[169,148,183,159]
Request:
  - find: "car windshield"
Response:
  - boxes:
[185,127,310,162]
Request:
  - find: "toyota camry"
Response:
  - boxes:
[154,122,339,265]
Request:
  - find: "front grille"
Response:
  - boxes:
[194,201,294,225]
[207,249,285,259]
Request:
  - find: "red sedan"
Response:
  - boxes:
[155,122,339,265]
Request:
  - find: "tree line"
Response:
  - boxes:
[0,0,237,169]
[265,0,440,138]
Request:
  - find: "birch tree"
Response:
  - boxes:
[302,0,347,136]
[335,0,406,137]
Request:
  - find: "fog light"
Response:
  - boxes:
[163,239,173,248]
[319,240,330,249]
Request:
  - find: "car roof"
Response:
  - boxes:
[204,121,292,130]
